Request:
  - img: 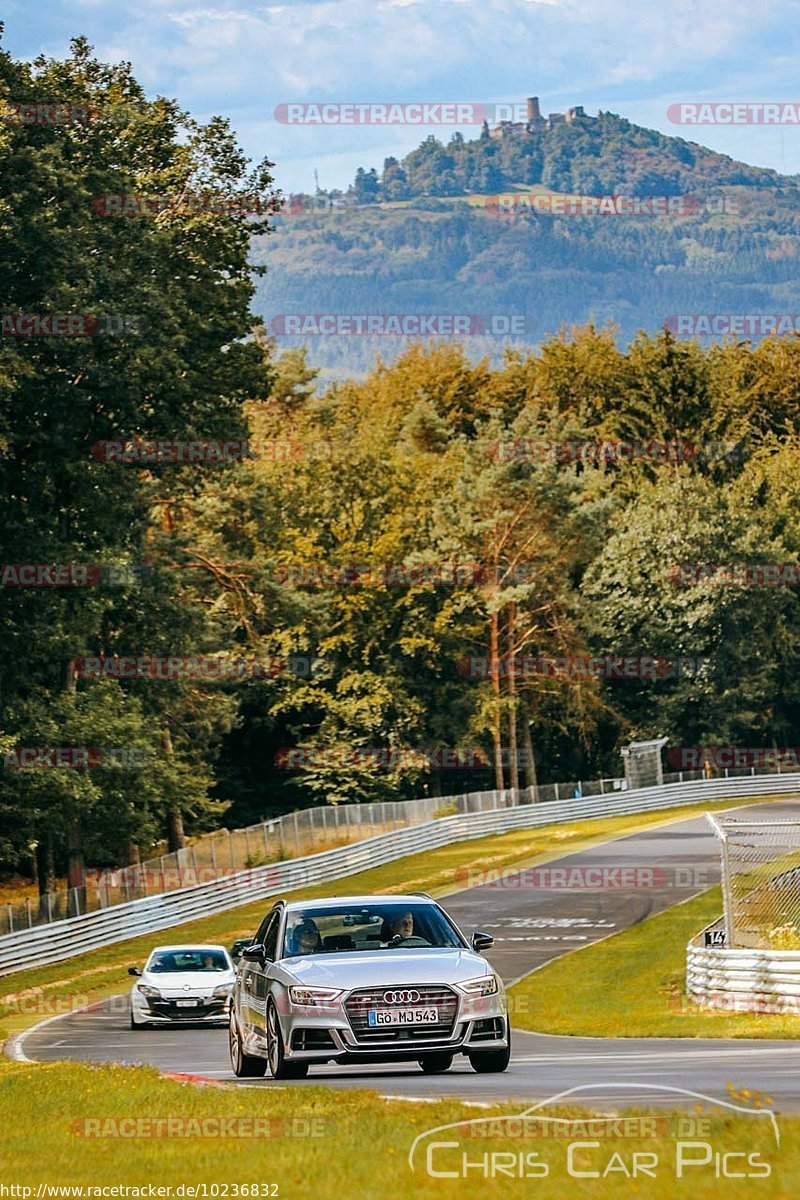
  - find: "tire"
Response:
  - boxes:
[266,999,309,1080]
[468,1027,511,1074]
[418,1053,453,1074]
[229,1015,267,1078]
[130,1011,148,1030]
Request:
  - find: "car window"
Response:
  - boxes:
[262,912,280,962]
[280,903,463,954]
[253,911,275,947]
[148,949,229,972]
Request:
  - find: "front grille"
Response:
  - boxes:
[344,985,458,1044]
[148,999,226,1019]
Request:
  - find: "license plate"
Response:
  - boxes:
[175,999,198,1008]
[368,1007,438,1026]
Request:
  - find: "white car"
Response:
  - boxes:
[129,943,235,1029]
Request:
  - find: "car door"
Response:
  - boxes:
[239,912,274,1042]
[251,910,281,1040]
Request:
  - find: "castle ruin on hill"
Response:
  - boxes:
[489,96,593,138]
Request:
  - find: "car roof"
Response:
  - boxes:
[283,895,437,911]
[148,943,229,953]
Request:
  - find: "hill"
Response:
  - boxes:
[251,111,800,380]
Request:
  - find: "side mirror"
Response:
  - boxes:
[128,966,142,977]
[241,943,266,963]
[471,931,494,952]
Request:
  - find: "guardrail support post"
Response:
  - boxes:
[7,903,13,933]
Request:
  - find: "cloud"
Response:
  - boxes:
[5,0,800,189]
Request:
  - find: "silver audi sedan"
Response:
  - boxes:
[229,894,510,1078]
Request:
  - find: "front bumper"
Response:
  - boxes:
[131,994,231,1024]
[280,984,508,1061]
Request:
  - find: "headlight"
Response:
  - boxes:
[288,986,343,1006]
[212,984,233,999]
[136,984,162,999]
[458,974,499,996]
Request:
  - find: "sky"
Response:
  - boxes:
[4,0,800,194]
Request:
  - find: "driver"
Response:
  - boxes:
[289,918,322,956]
[385,911,414,942]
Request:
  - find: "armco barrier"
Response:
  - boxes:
[2,771,799,975]
[687,934,800,1013]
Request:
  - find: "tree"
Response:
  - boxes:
[0,35,277,877]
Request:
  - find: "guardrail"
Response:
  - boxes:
[687,932,800,1014]
[2,769,798,976]
[1,778,627,936]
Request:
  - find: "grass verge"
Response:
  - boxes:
[0,1060,794,1198]
[509,885,800,1039]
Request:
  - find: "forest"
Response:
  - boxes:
[2,39,800,896]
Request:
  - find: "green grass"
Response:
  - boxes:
[0,1060,795,1198]
[3,796,799,1195]
[0,797,762,1045]
[509,885,800,1039]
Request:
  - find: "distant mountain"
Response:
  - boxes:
[252,111,800,381]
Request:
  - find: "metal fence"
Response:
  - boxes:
[0,777,625,937]
[3,760,797,941]
[707,813,800,949]
[1,769,799,976]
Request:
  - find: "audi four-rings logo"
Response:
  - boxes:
[383,988,421,1004]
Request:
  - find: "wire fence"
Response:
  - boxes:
[4,759,796,938]
[0,777,626,936]
[708,813,800,949]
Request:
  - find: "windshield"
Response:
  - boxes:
[147,949,229,973]
[281,903,464,957]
